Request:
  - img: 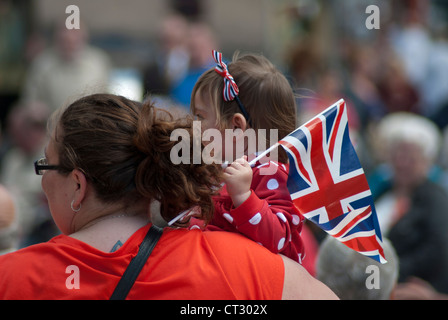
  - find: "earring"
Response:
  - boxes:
[70,200,82,213]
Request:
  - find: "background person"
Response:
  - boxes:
[0,100,56,247]
[371,112,448,294]
[21,21,111,113]
[0,184,17,255]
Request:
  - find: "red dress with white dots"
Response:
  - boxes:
[199,161,306,264]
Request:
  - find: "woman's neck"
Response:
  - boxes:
[70,213,150,253]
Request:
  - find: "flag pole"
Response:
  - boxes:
[248,142,281,167]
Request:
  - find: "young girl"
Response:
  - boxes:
[190,50,306,264]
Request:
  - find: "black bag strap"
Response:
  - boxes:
[110,225,163,300]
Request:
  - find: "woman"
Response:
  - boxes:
[0,93,337,300]
[373,112,448,294]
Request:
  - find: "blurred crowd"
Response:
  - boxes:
[1,0,448,299]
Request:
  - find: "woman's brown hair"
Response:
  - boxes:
[191,52,298,163]
[50,93,222,226]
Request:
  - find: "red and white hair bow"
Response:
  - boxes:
[212,50,240,102]
[212,50,252,126]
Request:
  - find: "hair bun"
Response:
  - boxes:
[133,100,222,226]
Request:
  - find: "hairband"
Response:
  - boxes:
[212,50,252,127]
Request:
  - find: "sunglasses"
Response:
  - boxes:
[34,158,60,175]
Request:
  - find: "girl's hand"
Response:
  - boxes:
[223,156,253,207]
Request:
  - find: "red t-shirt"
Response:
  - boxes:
[0,224,284,299]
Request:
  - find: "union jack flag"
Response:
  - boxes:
[279,99,386,263]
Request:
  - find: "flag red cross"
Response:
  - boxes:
[279,116,371,222]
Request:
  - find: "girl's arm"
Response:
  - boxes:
[224,159,305,261]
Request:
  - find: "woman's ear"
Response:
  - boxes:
[231,113,247,131]
[70,169,87,208]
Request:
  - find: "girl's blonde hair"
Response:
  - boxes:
[191,52,297,163]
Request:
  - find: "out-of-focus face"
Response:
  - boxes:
[40,139,74,234]
[159,15,188,51]
[187,24,216,68]
[55,27,86,61]
[390,140,429,190]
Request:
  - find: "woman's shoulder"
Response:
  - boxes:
[204,230,284,298]
[0,234,84,272]
[196,230,337,300]
[202,230,284,268]
[0,236,76,298]
[167,226,284,264]
[161,228,285,299]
